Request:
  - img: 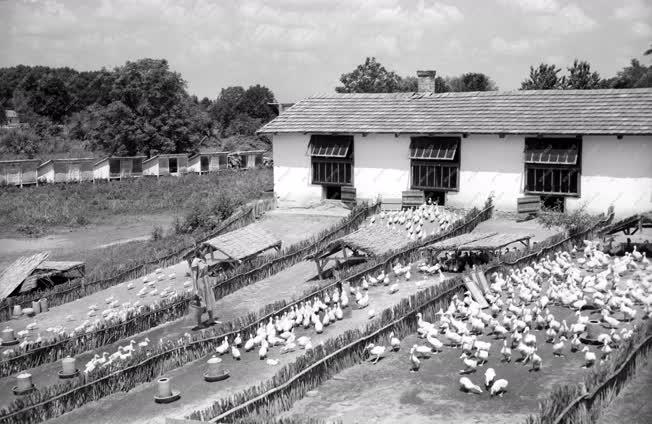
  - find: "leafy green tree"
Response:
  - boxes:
[336,57,404,93]
[607,59,652,88]
[0,128,40,157]
[565,59,604,89]
[210,86,246,135]
[241,84,276,121]
[29,73,71,123]
[520,63,565,90]
[446,73,497,92]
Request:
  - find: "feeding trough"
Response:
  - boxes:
[153,377,180,403]
[204,356,229,382]
[40,298,49,313]
[579,320,603,345]
[31,300,41,315]
[12,305,22,318]
[58,356,79,379]
[13,373,35,395]
[2,327,19,346]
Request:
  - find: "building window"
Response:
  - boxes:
[132,159,143,173]
[200,156,209,172]
[169,157,178,173]
[410,137,460,191]
[524,138,581,196]
[310,135,353,186]
[109,159,120,175]
[218,154,228,167]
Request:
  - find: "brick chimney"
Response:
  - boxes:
[417,70,437,92]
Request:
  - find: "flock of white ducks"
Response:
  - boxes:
[362,240,650,399]
[370,201,462,240]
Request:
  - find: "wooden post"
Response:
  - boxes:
[315,259,324,280]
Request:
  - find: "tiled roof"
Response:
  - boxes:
[259,89,652,135]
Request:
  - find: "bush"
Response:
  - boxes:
[537,203,603,235]
[15,224,45,237]
[151,225,164,241]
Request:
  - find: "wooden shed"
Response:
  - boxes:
[307,224,410,279]
[188,151,229,174]
[37,158,95,183]
[200,224,281,271]
[94,156,146,180]
[227,150,265,169]
[0,253,85,300]
[0,159,41,187]
[142,154,189,177]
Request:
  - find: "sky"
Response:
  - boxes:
[0,0,651,102]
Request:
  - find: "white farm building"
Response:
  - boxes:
[259,76,652,217]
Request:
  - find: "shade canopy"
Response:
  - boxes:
[311,224,411,259]
[457,232,533,251]
[421,232,498,252]
[410,137,458,160]
[202,224,281,262]
[309,135,352,158]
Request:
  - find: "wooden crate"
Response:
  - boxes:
[517,196,541,220]
[402,190,424,209]
[341,186,357,207]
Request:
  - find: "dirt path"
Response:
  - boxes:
[0,214,177,270]
[597,355,652,424]
[42,272,457,424]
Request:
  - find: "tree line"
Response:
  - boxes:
[0,59,277,157]
[335,51,652,93]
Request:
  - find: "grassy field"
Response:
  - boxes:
[0,168,273,235]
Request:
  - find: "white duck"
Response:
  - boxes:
[490,379,509,397]
[459,377,483,394]
[365,343,386,364]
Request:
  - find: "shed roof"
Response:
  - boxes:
[258,88,652,135]
[0,159,41,164]
[421,232,498,252]
[228,150,266,155]
[312,224,410,258]
[202,224,281,261]
[188,151,229,161]
[37,261,85,272]
[37,158,95,169]
[143,153,189,164]
[0,252,49,301]
[457,232,532,251]
[94,156,146,166]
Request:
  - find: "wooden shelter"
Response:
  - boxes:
[0,159,40,187]
[0,253,85,300]
[188,151,229,174]
[201,224,281,271]
[606,212,651,236]
[421,232,498,254]
[227,150,265,169]
[456,232,533,253]
[37,158,95,183]
[307,224,410,279]
[93,156,146,180]
[142,154,189,177]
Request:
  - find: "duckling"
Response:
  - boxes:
[459,377,483,394]
[231,345,241,360]
[490,379,509,397]
[389,332,401,351]
[552,336,567,357]
[582,346,596,368]
[409,346,421,372]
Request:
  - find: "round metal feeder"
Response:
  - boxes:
[12,384,35,396]
[579,320,603,345]
[204,370,230,382]
[154,390,181,404]
[58,369,80,379]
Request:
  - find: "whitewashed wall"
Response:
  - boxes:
[94,161,110,180]
[447,134,524,211]
[273,134,321,204]
[354,134,410,201]
[143,160,159,176]
[568,135,652,217]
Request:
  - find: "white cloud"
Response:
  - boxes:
[631,21,652,37]
[535,4,597,34]
[490,36,532,54]
[614,0,651,20]
[500,0,559,13]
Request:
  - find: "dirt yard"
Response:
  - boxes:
[283,261,650,424]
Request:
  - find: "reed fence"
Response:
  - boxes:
[0,198,494,424]
[0,201,378,377]
[187,203,624,423]
[0,198,277,322]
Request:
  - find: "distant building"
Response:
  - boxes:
[228,150,265,169]
[188,151,229,174]
[0,159,41,187]
[259,71,652,217]
[4,110,20,127]
[142,153,189,177]
[93,156,146,180]
[37,158,95,183]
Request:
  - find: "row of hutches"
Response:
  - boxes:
[0,150,266,187]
